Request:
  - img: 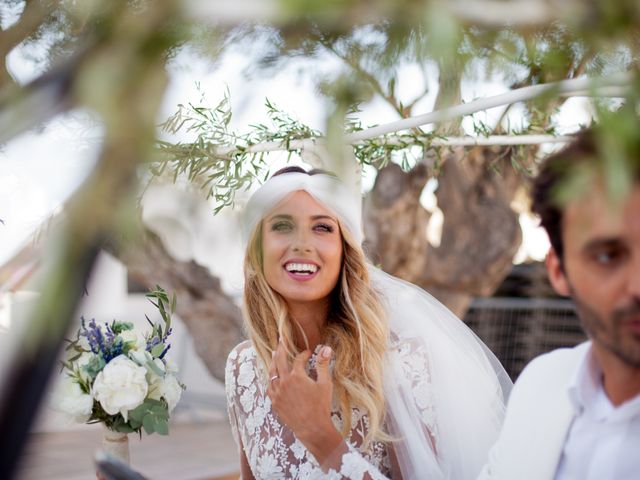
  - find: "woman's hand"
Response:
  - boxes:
[267,343,347,469]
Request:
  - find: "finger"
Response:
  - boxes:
[316,345,333,385]
[292,349,312,375]
[274,341,291,379]
[267,348,284,397]
[268,349,278,377]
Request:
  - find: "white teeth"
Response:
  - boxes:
[285,263,318,273]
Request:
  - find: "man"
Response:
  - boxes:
[479,125,640,479]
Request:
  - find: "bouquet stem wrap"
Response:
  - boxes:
[101,425,130,464]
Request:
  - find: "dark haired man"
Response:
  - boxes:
[479,128,640,480]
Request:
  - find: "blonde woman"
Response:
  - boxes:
[225,167,512,479]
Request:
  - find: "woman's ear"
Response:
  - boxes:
[545,248,570,296]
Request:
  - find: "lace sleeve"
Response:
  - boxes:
[225,340,254,448]
[311,444,391,480]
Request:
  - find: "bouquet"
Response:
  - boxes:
[52,287,184,437]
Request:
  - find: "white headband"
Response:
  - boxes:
[242,172,364,244]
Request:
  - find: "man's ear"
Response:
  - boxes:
[545,248,570,296]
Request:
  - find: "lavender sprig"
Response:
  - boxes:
[81,317,107,356]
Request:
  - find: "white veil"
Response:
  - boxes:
[242,171,512,479]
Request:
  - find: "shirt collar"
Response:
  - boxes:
[567,342,640,421]
[567,342,606,416]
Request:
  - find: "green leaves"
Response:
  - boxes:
[110,321,134,334]
[145,285,175,342]
[155,89,323,213]
[85,354,106,379]
[128,399,170,436]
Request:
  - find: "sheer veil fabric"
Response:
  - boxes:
[242,172,512,479]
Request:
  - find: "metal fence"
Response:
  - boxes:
[464,297,586,381]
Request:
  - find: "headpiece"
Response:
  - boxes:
[242,172,363,244]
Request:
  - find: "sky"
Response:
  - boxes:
[0,36,594,280]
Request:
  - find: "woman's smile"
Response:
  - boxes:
[284,259,320,281]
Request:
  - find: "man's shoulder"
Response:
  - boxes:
[514,341,590,390]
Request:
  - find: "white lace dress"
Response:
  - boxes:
[225,341,403,479]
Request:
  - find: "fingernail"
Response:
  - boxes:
[321,346,332,359]
[272,350,276,358]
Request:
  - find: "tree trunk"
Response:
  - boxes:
[364,145,524,318]
[115,231,245,382]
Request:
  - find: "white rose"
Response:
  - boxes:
[148,373,183,413]
[92,355,148,422]
[119,330,147,351]
[161,374,183,412]
[50,376,93,424]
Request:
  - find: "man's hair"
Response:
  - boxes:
[531,130,597,263]
[532,123,640,264]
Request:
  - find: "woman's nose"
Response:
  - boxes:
[292,230,312,253]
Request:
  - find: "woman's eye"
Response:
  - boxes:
[271,222,293,232]
[314,223,334,233]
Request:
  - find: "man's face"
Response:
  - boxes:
[546,183,640,368]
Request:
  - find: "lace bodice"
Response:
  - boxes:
[225,341,399,479]
[225,336,445,480]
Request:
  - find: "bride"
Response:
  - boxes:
[225,166,512,479]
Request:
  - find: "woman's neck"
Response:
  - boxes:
[287,298,330,351]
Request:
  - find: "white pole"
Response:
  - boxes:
[344,74,630,142]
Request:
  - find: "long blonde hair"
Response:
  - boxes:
[243,218,390,447]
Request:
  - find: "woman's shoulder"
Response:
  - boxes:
[226,340,256,367]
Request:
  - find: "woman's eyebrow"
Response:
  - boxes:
[267,213,336,222]
[267,214,293,221]
[310,215,337,222]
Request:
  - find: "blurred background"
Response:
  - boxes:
[1,0,639,478]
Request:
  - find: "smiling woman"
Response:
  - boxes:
[224,166,513,480]
[261,191,343,310]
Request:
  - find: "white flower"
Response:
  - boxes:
[164,358,178,374]
[253,404,267,429]
[73,351,96,382]
[119,329,147,351]
[237,362,255,387]
[76,351,94,368]
[291,439,306,460]
[92,355,148,422]
[257,453,284,479]
[50,376,93,424]
[77,335,91,351]
[240,387,254,413]
[147,371,183,413]
[339,451,371,480]
[161,374,183,412]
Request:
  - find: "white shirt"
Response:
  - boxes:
[554,346,640,480]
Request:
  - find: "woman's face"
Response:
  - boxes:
[261,190,343,308]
